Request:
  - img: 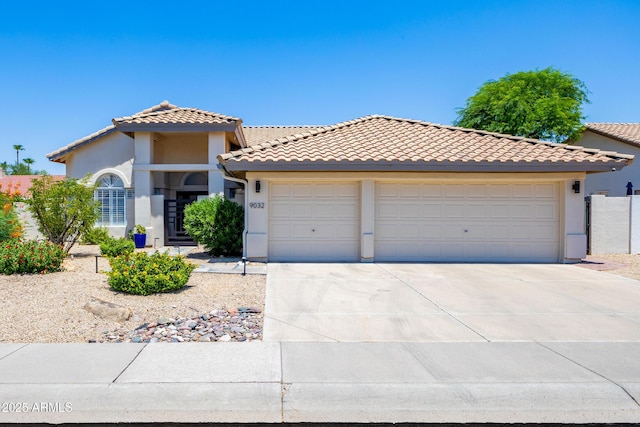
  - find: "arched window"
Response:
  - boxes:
[95,174,126,225]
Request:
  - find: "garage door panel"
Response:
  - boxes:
[443,204,465,217]
[269,182,360,262]
[398,203,421,218]
[421,185,443,198]
[466,204,487,218]
[336,203,358,218]
[270,183,292,198]
[377,204,397,218]
[488,185,510,198]
[375,182,560,262]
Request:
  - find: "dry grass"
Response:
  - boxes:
[0,245,265,343]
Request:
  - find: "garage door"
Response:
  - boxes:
[269,182,360,262]
[375,183,560,262]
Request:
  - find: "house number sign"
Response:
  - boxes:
[249,202,265,209]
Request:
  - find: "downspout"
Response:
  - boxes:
[217,164,248,259]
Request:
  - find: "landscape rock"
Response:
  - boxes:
[84,297,132,322]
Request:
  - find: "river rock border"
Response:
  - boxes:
[93,307,263,343]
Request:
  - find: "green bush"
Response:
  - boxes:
[183,195,243,256]
[81,227,111,245]
[99,236,135,257]
[106,252,196,295]
[0,239,65,275]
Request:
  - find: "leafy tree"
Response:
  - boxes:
[454,67,590,142]
[27,176,99,253]
[183,195,244,256]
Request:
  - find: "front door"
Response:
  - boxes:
[164,192,207,246]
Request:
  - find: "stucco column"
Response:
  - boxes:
[361,179,375,261]
[133,132,153,241]
[246,174,268,259]
[208,132,226,197]
[564,177,587,261]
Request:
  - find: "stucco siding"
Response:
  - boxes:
[577,132,639,197]
[65,131,134,185]
[153,133,208,164]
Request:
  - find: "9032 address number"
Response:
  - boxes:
[249,202,265,209]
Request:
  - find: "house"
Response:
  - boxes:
[574,123,640,197]
[47,101,633,263]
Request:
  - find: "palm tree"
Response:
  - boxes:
[23,158,35,174]
[12,145,24,165]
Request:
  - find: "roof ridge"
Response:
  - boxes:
[587,122,640,125]
[245,125,325,129]
[114,105,240,123]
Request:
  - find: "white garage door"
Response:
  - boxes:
[269,182,360,262]
[375,183,560,262]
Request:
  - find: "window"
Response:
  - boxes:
[95,174,126,226]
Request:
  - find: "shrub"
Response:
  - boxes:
[99,236,135,257]
[81,227,111,245]
[183,195,243,256]
[0,239,65,275]
[106,251,196,295]
[0,182,23,241]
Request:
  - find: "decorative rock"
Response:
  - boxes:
[84,297,132,322]
[97,308,263,344]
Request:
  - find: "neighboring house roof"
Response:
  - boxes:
[219,115,634,173]
[584,123,640,148]
[0,175,65,197]
[243,126,326,146]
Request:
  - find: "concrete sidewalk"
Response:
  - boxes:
[1,341,639,424]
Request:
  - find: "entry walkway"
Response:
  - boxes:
[0,341,639,423]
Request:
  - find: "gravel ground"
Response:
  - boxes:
[0,245,265,343]
[583,253,640,280]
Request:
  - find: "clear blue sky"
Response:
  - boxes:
[1,0,638,175]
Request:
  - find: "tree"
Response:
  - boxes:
[23,158,35,174]
[27,176,100,253]
[12,145,24,165]
[454,67,590,142]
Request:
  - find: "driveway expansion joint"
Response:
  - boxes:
[375,263,490,342]
[111,343,147,384]
[536,341,640,408]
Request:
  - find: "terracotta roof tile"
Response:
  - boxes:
[219,115,634,173]
[243,126,325,146]
[585,123,640,147]
[113,106,239,127]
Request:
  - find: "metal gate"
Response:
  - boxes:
[164,199,197,246]
[585,195,591,254]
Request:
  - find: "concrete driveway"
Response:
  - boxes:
[264,263,640,342]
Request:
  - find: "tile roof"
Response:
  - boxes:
[219,115,634,173]
[113,106,240,129]
[585,123,640,147]
[47,101,178,162]
[243,126,326,146]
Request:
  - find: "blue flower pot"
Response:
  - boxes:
[134,233,146,249]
